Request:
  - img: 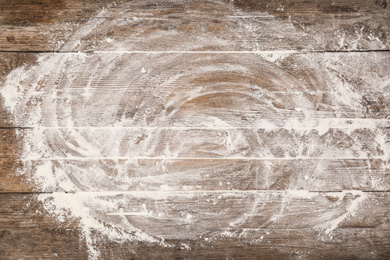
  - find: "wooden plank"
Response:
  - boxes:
[5,128,388,160]
[0,128,33,195]
[0,53,38,126]
[0,129,20,159]
[1,192,390,259]
[0,0,389,52]
[1,51,389,193]
[0,193,89,259]
[1,52,389,127]
[2,158,390,192]
[0,53,36,77]
[0,160,32,192]
[1,1,390,258]
[1,126,389,192]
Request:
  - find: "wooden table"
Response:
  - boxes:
[1,0,390,259]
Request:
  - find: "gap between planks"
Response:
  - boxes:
[1,190,390,195]
[18,156,390,160]
[0,50,390,54]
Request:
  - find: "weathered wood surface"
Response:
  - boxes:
[1,51,389,194]
[2,128,389,159]
[1,0,390,259]
[1,192,390,259]
[0,0,389,52]
[1,126,390,192]
[0,194,89,259]
[1,52,390,127]
[3,158,390,192]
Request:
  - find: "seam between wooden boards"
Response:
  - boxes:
[1,191,390,194]
[0,50,390,54]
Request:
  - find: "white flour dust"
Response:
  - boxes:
[1,1,389,259]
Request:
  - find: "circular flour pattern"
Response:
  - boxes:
[1,1,385,258]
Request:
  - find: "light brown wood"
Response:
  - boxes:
[1,0,390,259]
[2,158,390,192]
[1,126,390,192]
[1,52,389,127]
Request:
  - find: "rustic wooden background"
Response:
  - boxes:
[1,0,390,259]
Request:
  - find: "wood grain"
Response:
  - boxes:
[1,0,390,259]
[0,0,389,52]
[0,193,89,259]
[0,128,33,192]
[3,128,388,159]
[1,52,389,127]
[2,158,390,192]
[1,192,390,259]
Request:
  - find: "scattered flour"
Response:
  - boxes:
[315,191,368,234]
[0,1,388,259]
